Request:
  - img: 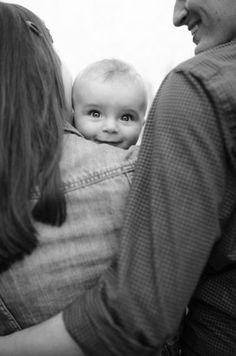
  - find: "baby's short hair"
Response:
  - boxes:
[73,58,148,111]
[78,58,143,82]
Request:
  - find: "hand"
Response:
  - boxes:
[0,313,83,356]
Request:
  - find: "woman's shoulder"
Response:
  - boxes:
[61,124,138,191]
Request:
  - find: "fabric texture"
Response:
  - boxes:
[63,40,236,356]
[0,125,137,335]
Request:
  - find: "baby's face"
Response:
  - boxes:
[73,76,146,149]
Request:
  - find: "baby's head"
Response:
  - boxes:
[72,59,148,149]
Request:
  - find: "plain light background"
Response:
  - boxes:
[5,0,195,93]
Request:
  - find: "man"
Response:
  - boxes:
[2,1,236,355]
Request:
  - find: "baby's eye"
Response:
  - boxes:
[89,110,101,118]
[121,114,133,122]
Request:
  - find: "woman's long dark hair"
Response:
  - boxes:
[0,2,67,272]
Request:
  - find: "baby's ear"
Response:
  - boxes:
[65,108,74,125]
[68,110,75,126]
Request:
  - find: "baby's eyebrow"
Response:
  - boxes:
[120,109,139,115]
[84,104,102,109]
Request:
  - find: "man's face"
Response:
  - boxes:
[173,0,236,54]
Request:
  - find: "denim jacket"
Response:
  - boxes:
[0,124,138,335]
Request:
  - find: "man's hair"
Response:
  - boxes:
[0,2,67,272]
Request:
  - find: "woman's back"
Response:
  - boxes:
[0,127,137,335]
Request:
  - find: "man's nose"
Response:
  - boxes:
[173,0,188,27]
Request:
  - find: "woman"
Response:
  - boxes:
[0,1,137,335]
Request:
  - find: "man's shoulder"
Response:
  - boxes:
[173,40,236,80]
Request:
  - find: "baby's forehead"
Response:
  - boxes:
[82,69,129,83]
[82,71,145,94]
[73,65,148,110]
[80,62,142,83]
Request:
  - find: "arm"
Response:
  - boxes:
[0,313,83,356]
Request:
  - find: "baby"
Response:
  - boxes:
[72,59,148,149]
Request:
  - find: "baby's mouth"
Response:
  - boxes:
[95,139,122,147]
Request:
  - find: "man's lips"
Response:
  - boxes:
[188,21,200,37]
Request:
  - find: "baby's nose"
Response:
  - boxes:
[102,117,118,132]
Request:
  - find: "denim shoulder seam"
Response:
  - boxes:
[63,159,136,192]
[31,159,136,198]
